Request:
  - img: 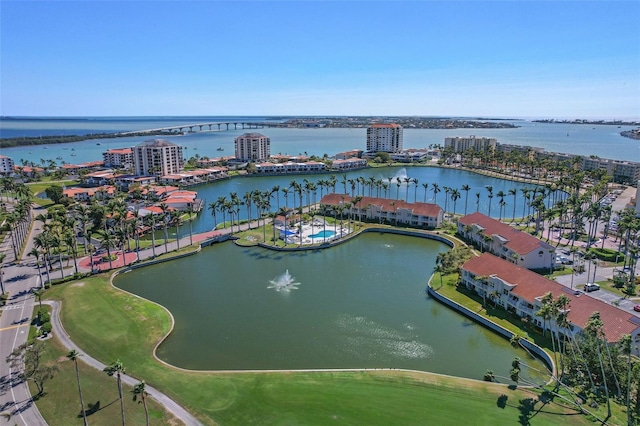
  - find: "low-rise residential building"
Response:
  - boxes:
[390,149,431,163]
[461,253,640,352]
[334,149,364,160]
[63,185,116,202]
[458,212,556,270]
[331,157,368,170]
[320,193,443,228]
[61,161,105,174]
[254,161,327,174]
[83,170,117,187]
[162,190,199,211]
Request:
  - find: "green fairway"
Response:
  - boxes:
[41,273,595,425]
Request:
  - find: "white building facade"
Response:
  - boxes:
[133,139,184,176]
[103,148,134,169]
[366,124,403,153]
[235,132,271,162]
[0,156,15,175]
[445,136,497,153]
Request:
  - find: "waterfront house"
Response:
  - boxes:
[320,193,443,228]
[461,253,640,352]
[458,212,556,271]
[63,185,116,202]
[331,157,368,170]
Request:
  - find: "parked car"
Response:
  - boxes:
[584,283,600,292]
[634,305,640,312]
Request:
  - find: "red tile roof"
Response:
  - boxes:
[463,253,638,342]
[459,212,552,255]
[320,193,442,218]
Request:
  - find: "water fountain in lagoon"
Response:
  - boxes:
[268,270,300,292]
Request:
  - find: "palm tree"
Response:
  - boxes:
[208,200,219,230]
[132,381,150,426]
[486,185,494,217]
[0,253,5,295]
[33,288,44,311]
[496,190,506,220]
[475,192,481,212]
[508,188,517,222]
[422,183,429,202]
[431,183,440,205]
[103,360,126,426]
[461,184,470,215]
[67,350,88,426]
[450,188,461,216]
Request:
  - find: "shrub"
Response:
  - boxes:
[588,247,625,262]
[40,322,52,336]
[37,310,50,325]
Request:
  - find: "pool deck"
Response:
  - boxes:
[280,220,352,245]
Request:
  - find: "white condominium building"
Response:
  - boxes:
[366,124,403,153]
[133,139,184,176]
[103,148,134,169]
[235,132,271,162]
[0,155,15,175]
[445,136,497,153]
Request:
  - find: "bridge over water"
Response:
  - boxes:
[118,121,278,135]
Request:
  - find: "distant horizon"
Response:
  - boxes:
[2,114,639,122]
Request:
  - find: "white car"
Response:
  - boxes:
[584,283,600,292]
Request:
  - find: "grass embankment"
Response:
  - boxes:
[41,273,593,425]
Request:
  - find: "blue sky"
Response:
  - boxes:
[1,1,639,118]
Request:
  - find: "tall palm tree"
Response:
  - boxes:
[103,360,126,426]
[0,253,5,295]
[67,350,88,426]
[486,185,494,217]
[475,192,481,212]
[208,200,219,230]
[422,183,429,202]
[509,188,517,222]
[461,184,470,215]
[431,183,440,205]
[132,381,149,426]
[496,190,506,220]
[450,188,461,216]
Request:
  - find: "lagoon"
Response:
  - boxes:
[115,233,547,382]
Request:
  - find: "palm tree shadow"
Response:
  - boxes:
[82,398,119,417]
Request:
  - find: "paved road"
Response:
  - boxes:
[0,206,47,425]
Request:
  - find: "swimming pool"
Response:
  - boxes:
[308,230,336,239]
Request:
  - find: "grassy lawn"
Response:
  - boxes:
[28,335,180,425]
[37,273,598,425]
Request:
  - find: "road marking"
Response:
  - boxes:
[1,304,25,311]
[0,324,29,332]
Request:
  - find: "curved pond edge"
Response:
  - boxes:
[110,226,553,380]
[427,282,555,377]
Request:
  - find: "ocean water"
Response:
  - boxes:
[0,116,638,164]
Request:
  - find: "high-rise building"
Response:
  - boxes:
[366,124,403,153]
[444,136,497,153]
[133,139,184,176]
[0,155,14,175]
[235,132,270,162]
[103,148,134,169]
